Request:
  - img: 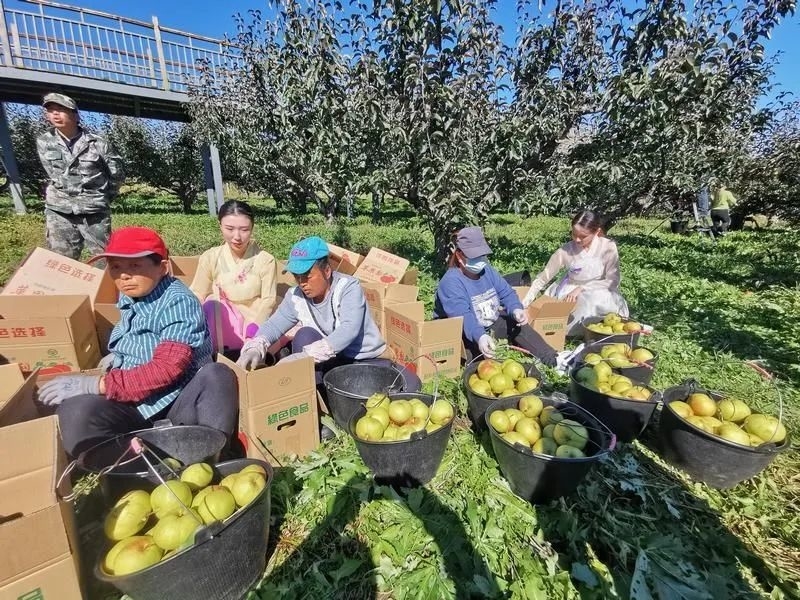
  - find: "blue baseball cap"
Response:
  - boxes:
[285,236,330,274]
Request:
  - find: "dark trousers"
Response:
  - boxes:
[56,362,239,458]
[464,316,557,367]
[710,208,731,234]
[291,326,422,391]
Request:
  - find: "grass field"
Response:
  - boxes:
[1,196,798,599]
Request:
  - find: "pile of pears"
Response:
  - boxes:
[354,393,454,442]
[669,392,787,448]
[586,313,643,335]
[468,359,540,399]
[101,461,268,576]
[574,360,654,401]
[489,396,592,458]
[582,343,655,369]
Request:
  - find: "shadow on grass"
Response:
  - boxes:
[532,432,791,598]
[257,471,503,599]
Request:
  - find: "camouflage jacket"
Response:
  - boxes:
[36,128,125,214]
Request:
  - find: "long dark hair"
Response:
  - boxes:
[571,210,605,234]
[217,200,254,223]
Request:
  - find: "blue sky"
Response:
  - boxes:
[9,0,799,100]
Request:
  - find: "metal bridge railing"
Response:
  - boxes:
[0,0,229,93]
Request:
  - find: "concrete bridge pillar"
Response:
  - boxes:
[201,143,224,217]
[0,102,26,214]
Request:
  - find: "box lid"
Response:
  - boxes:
[217,354,315,408]
[1,247,117,305]
[0,364,40,427]
[528,295,576,318]
[354,248,410,284]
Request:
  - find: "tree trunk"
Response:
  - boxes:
[371,190,382,224]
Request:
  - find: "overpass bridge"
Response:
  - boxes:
[0,0,231,214]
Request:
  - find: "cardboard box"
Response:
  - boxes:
[514,287,576,351]
[93,303,121,356]
[0,295,101,374]
[383,302,463,381]
[327,243,365,273]
[361,281,419,335]
[0,364,41,428]
[354,248,418,285]
[0,416,83,600]
[1,247,117,307]
[217,355,320,465]
[169,255,200,286]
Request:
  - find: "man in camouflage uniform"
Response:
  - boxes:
[36,93,124,260]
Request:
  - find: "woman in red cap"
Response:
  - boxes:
[36,226,240,458]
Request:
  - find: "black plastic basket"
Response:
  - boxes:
[569,370,660,442]
[95,458,272,600]
[581,316,643,346]
[573,342,658,385]
[323,363,415,429]
[659,381,788,489]
[486,395,615,504]
[462,359,544,431]
[348,392,452,487]
[78,424,227,503]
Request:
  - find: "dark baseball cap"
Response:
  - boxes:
[456,227,492,259]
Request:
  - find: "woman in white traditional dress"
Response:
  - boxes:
[190,200,278,353]
[522,210,629,334]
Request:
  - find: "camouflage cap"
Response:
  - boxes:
[43,92,77,110]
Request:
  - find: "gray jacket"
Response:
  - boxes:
[36,128,125,214]
[257,272,387,360]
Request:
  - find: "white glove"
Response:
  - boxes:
[555,343,585,375]
[237,336,269,370]
[38,375,101,406]
[478,335,496,358]
[303,338,336,363]
[513,308,529,326]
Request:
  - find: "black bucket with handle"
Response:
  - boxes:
[659,380,789,489]
[95,458,272,600]
[77,423,227,503]
[486,395,615,504]
[323,363,419,429]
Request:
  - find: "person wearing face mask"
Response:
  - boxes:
[522,210,629,334]
[433,227,557,365]
[189,200,277,354]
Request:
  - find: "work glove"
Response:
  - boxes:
[237,336,269,371]
[303,338,336,363]
[38,375,101,406]
[478,335,496,359]
[513,308,529,326]
[97,353,116,373]
[555,343,585,375]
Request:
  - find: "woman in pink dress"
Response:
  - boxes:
[190,200,277,353]
[523,210,629,334]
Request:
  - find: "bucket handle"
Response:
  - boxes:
[551,391,618,453]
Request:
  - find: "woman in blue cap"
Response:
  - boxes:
[237,236,420,389]
[434,226,558,365]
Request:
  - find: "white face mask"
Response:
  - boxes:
[462,255,488,274]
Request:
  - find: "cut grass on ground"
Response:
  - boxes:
[1,200,798,599]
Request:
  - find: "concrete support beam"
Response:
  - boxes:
[209,143,224,211]
[201,144,216,217]
[0,102,26,214]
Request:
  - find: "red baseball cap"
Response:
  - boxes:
[88,226,169,263]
